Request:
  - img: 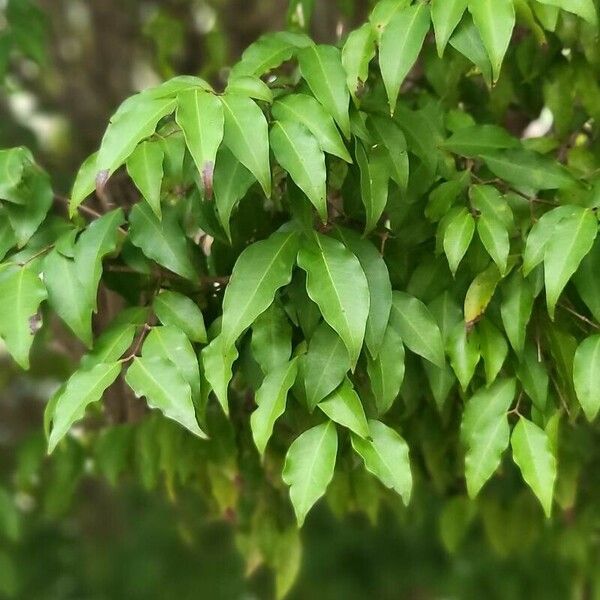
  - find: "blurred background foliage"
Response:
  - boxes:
[2,1,600,598]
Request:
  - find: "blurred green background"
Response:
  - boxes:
[1,1,599,598]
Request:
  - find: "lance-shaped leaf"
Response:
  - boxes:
[251,358,298,456]
[126,140,164,218]
[351,420,412,504]
[441,124,518,157]
[0,267,46,369]
[303,322,351,411]
[74,208,125,311]
[176,89,224,197]
[318,378,369,438]
[221,94,271,197]
[469,184,514,229]
[270,121,327,221]
[447,322,480,390]
[468,0,515,83]
[341,23,376,104]
[537,0,597,24]
[126,355,206,438]
[154,290,207,344]
[544,207,597,319]
[449,17,492,85]
[251,302,292,374]
[431,0,468,56]
[298,44,350,137]
[48,362,122,453]
[69,152,98,216]
[573,335,600,421]
[96,95,176,179]
[128,202,196,281]
[220,231,299,349]
[201,335,239,416]
[464,264,502,326]
[461,378,515,498]
[478,319,508,385]
[517,343,549,412]
[334,227,392,359]
[369,0,412,37]
[0,212,16,261]
[213,146,255,241]
[271,94,351,162]
[355,140,389,234]
[500,271,534,356]
[225,76,273,103]
[367,115,409,190]
[44,250,93,347]
[379,3,430,114]
[282,420,338,526]
[574,239,600,323]
[511,417,557,517]
[390,291,445,368]
[142,326,201,403]
[443,207,475,275]
[297,232,370,367]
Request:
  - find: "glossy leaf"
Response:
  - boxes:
[126,141,164,218]
[251,302,292,374]
[318,378,369,438]
[443,208,475,275]
[431,0,468,56]
[154,290,207,344]
[341,23,376,104]
[573,335,600,421]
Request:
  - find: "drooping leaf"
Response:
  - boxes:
[220,231,299,349]
[367,115,409,190]
[282,420,338,526]
[573,335,600,421]
[225,76,274,104]
[318,378,369,438]
[537,0,597,24]
[297,44,350,137]
[443,208,475,275]
[297,232,370,366]
[270,120,327,221]
[351,420,412,504]
[251,358,299,456]
[511,417,557,517]
[341,23,376,104]
[379,3,431,114]
[355,140,389,234]
[251,302,292,374]
[517,343,549,412]
[499,272,534,358]
[477,214,509,275]
[461,378,515,497]
[126,141,164,218]
[125,355,206,438]
[478,319,509,384]
[447,322,481,390]
[464,264,502,326]
[154,290,207,343]
[441,124,519,157]
[47,362,122,453]
[221,94,271,196]
[201,335,239,416]
[449,16,492,85]
[431,0,468,56]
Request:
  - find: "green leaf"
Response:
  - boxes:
[464,264,502,325]
[297,232,370,367]
[303,322,351,411]
[282,420,338,526]
[449,17,492,85]
[544,207,597,319]
[225,76,274,104]
[469,184,514,229]
[69,152,98,216]
[441,124,519,156]
[126,141,164,218]
[47,362,122,453]
[431,0,468,56]
[334,227,392,359]
[341,23,376,104]
[468,0,515,82]
[480,150,577,194]
[297,44,350,137]
[523,205,579,276]
[251,302,292,374]
[478,319,509,384]
[477,214,509,275]
[251,358,299,456]
[367,316,405,415]
[379,3,431,115]
[367,115,409,190]
[355,140,389,234]
[142,325,201,404]
[154,291,207,344]
[443,207,475,275]
[573,335,600,421]
[390,291,445,368]
[511,417,557,517]
[0,147,29,200]
[271,94,351,162]
[517,343,549,412]
[0,267,45,369]
[461,378,515,497]
[369,0,412,38]
[221,94,271,197]
[574,238,600,323]
[447,322,480,390]
[125,355,206,438]
[176,89,224,197]
[270,120,327,221]
[318,378,369,438]
[351,420,412,504]
[128,202,196,280]
[220,231,299,349]
[213,146,255,241]
[97,95,176,178]
[43,249,93,347]
[537,0,597,24]
[201,335,239,416]
[0,211,16,261]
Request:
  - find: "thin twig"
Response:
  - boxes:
[559,303,600,330]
